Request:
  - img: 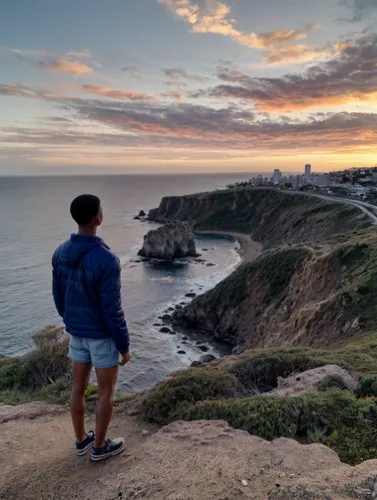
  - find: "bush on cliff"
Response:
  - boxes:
[0,326,71,404]
[142,347,377,465]
[172,391,377,465]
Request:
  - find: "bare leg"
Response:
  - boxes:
[95,365,119,448]
[70,361,92,443]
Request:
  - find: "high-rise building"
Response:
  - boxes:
[305,164,312,178]
[272,169,281,185]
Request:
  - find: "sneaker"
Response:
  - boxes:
[90,438,125,462]
[76,431,95,456]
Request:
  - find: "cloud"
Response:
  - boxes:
[80,84,157,101]
[0,47,102,76]
[163,68,209,87]
[160,91,185,101]
[41,59,93,76]
[340,0,377,21]
[121,66,142,79]
[194,34,377,112]
[157,0,323,65]
[0,82,157,103]
[3,99,377,156]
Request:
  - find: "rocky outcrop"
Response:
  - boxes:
[271,364,359,396]
[138,222,197,259]
[98,420,377,500]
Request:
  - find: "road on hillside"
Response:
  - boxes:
[242,187,377,225]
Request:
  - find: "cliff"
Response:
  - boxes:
[174,235,377,349]
[2,408,377,499]
[149,188,370,248]
[148,187,377,350]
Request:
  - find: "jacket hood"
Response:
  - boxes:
[61,234,108,268]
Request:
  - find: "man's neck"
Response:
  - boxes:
[78,226,97,236]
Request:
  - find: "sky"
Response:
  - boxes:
[1,0,377,175]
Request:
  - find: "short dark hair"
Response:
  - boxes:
[70,194,101,226]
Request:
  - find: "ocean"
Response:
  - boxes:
[0,173,251,392]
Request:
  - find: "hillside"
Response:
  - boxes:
[149,188,370,248]
[174,233,377,350]
[148,188,377,350]
[1,408,377,500]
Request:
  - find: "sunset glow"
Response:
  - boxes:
[1,0,377,174]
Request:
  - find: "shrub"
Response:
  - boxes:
[0,326,71,403]
[172,391,377,465]
[143,368,239,424]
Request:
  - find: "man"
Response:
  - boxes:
[52,194,130,462]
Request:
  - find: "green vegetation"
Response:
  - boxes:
[173,392,377,465]
[0,326,135,406]
[0,326,72,404]
[143,347,377,465]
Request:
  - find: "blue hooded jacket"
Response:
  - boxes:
[52,234,129,354]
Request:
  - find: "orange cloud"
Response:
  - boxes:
[81,84,157,102]
[43,59,93,76]
[158,0,323,65]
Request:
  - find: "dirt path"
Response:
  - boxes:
[1,404,377,500]
[0,402,158,500]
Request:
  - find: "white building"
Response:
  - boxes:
[272,169,282,185]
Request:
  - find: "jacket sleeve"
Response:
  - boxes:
[99,256,130,354]
[52,253,65,318]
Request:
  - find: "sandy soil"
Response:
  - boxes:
[1,406,377,500]
[196,231,262,263]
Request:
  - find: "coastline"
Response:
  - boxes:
[195,231,262,263]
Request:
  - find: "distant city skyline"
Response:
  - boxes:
[1,0,377,175]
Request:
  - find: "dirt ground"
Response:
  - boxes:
[1,403,377,500]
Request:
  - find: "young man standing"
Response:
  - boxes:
[52,194,130,461]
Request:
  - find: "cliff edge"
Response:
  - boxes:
[1,408,377,500]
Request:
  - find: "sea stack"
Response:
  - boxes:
[138,221,198,259]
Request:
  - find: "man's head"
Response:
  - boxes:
[70,194,103,233]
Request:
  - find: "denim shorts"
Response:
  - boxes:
[68,335,119,369]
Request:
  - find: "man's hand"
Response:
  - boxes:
[119,352,131,366]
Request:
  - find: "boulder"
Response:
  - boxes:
[138,222,198,260]
[134,210,147,220]
[159,327,171,334]
[270,364,359,397]
[199,354,217,363]
[198,345,209,352]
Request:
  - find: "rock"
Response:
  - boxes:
[206,263,216,267]
[198,345,209,352]
[138,222,198,259]
[182,336,188,340]
[270,364,359,397]
[134,210,147,220]
[175,304,183,310]
[174,311,184,320]
[182,341,188,344]
[202,248,209,252]
[241,480,248,487]
[191,361,202,367]
[168,307,175,312]
[185,292,196,298]
[177,350,186,354]
[199,354,217,363]
[141,430,149,437]
[153,323,162,327]
[159,327,171,333]
[169,331,177,335]
[162,314,172,321]
[180,302,187,306]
